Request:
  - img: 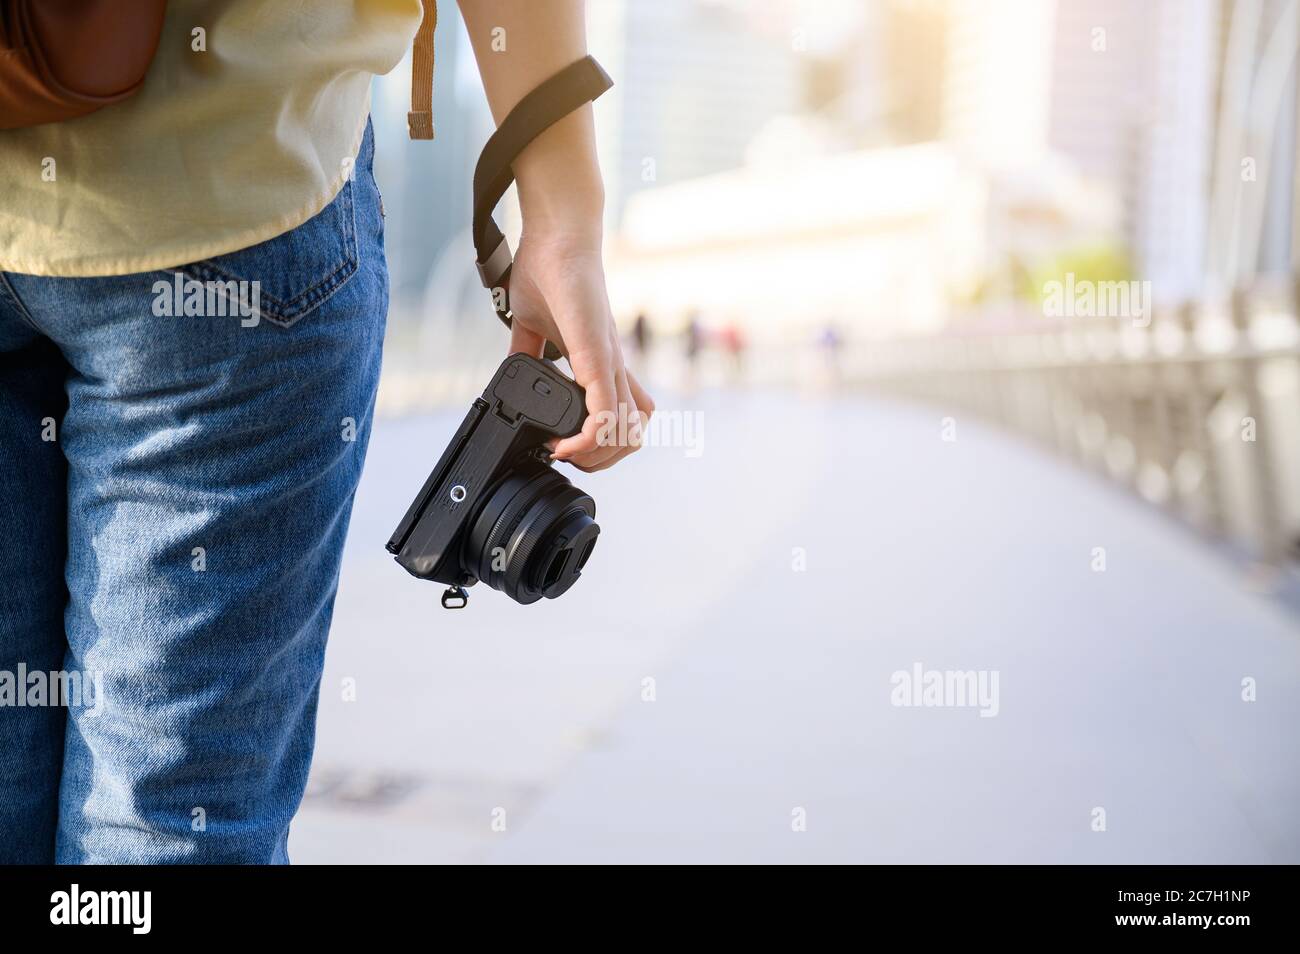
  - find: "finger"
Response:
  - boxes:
[576,368,641,471]
[510,321,548,359]
[552,345,618,462]
[573,335,642,468]
[609,364,644,460]
[562,438,620,471]
[569,333,645,469]
[558,408,621,469]
[627,369,655,423]
[615,349,644,446]
[567,381,634,470]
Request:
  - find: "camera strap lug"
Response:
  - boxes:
[475,236,513,290]
[440,585,469,610]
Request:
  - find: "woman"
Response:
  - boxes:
[0,0,649,863]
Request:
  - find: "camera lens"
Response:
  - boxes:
[463,461,599,604]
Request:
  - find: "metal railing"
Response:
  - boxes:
[851,284,1300,571]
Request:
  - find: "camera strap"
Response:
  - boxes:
[471,55,614,361]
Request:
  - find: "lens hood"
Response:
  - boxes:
[465,464,599,604]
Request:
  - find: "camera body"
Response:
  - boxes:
[387,354,599,607]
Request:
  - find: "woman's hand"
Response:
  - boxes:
[456,0,650,471]
[506,227,654,472]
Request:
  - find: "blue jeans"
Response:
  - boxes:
[0,121,387,863]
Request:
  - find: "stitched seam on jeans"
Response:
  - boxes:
[184,256,356,324]
[202,256,358,326]
[255,174,360,327]
[0,272,45,335]
[178,181,359,327]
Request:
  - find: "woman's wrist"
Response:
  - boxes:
[518,179,604,234]
[513,110,605,233]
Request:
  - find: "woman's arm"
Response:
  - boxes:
[457,0,652,471]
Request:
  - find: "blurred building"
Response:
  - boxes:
[939,0,1222,306]
[881,0,949,143]
[945,0,1298,304]
[1127,0,1219,305]
[942,0,1056,167]
[606,0,1118,338]
[608,134,1118,340]
[368,0,1299,341]
[609,143,983,339]
[1043,0,1218,306]
[601,0,802,220]
[1207,0,1299,290]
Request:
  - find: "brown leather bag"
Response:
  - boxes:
[1,0,436,134]
[0,0,167,130]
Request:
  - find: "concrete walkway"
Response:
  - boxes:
[290,388,1300,864]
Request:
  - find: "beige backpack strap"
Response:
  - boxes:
[408,0,436,139]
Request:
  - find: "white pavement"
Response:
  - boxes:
[289,387,1300,864]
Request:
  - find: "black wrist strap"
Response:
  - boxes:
[471,55,613,361]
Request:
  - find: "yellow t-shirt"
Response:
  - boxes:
[0,0,423,277]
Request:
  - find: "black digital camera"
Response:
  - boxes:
[386,354,599,609]
[388,55,614,609]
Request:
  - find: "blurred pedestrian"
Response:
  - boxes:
[818,322,843,386]
[631,312,651,357]
[682,311,704,391]
[684,312,703,363]
[719,322,747,383]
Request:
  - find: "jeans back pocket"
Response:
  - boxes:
[177,179,359,328]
